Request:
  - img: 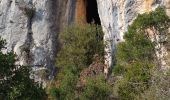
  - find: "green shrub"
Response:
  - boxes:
[138,69,170,100]
[56,24,104,73]
[116,62,154,100]
[50,24,105,99]
[50,68,78,100]
[82,75,112,100]
[0,37,47,100]
[113,7,169,99]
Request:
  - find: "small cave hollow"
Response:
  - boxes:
[86,0,101,25]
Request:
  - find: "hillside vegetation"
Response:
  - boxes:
[49,7,170,100]
[0,7,169,100]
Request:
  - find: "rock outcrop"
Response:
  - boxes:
[0,0,169,80]
[0,0,76,81]
[97,0,170,74]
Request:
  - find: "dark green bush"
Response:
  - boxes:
[50,68,78,100]
[82,75,112,100]
[139,69,170,100]
[56,24,104,73]
[0,37,47,100]
[113,7,169,99]
[50,24,105,99]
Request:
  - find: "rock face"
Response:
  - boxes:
[97,0,170,74]
[75,0,87,23]
[0,0,76,81]
[0,0,169,80]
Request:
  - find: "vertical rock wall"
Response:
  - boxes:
[96,0,169,74]
[0,0,169,80]
[0,0,76,81]
[75,0,87,23]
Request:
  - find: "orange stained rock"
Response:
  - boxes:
[143,0,155,12]
[75,0,87,24]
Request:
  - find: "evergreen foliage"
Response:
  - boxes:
[56,24,104,86]
[56,24,104,72]
[50,7,170,99]
[49,24,110,100]
[82,75,112,100]
[50,68,78,100]
[0,37,47,100]
[139,69,170,100]
[113,7,170,99]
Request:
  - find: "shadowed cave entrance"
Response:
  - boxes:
[86,0,101,25]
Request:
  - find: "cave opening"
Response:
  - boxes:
[86,0,101,25]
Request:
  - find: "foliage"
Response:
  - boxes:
[49,24,105,99]
[50,74,112,100]
[128,7,169,32]
[115,62,154,99]
[0,37,47,100]
[49,7,170,100]
[50,68,78,100]
[56,24,104,74]
[138,69,170,100]
[82,75,112,100]
[113,7,169,99]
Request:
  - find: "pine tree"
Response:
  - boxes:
[0,37,47,100]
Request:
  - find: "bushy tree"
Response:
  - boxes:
[54,24,104,98]
[113,7,170,99]
[138,69,170,100]
[82,75,112,100]
[56,24,104,72]
[49,24,105,99]
[50,68,78,100]
[0,37,47,100]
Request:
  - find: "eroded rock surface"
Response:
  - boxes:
[0,0,76,82]
[0,0,169,81]
[97,0,170,74]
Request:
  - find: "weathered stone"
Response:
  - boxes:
[97,0,169,74]
[0,0,76,82]
[0,0,169,81]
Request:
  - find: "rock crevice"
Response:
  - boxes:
[0,0,169,80]
[96,0,169,74]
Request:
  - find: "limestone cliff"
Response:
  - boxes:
[97,0,170,74]
[0,0,76,81]
[0,0,169,80]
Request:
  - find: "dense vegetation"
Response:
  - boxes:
[56,24,104,72]
[0,37,47,100]
[50,7,170,100]
[113,7,170,99]
[0,7,169,100]
[49,24,110,99]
